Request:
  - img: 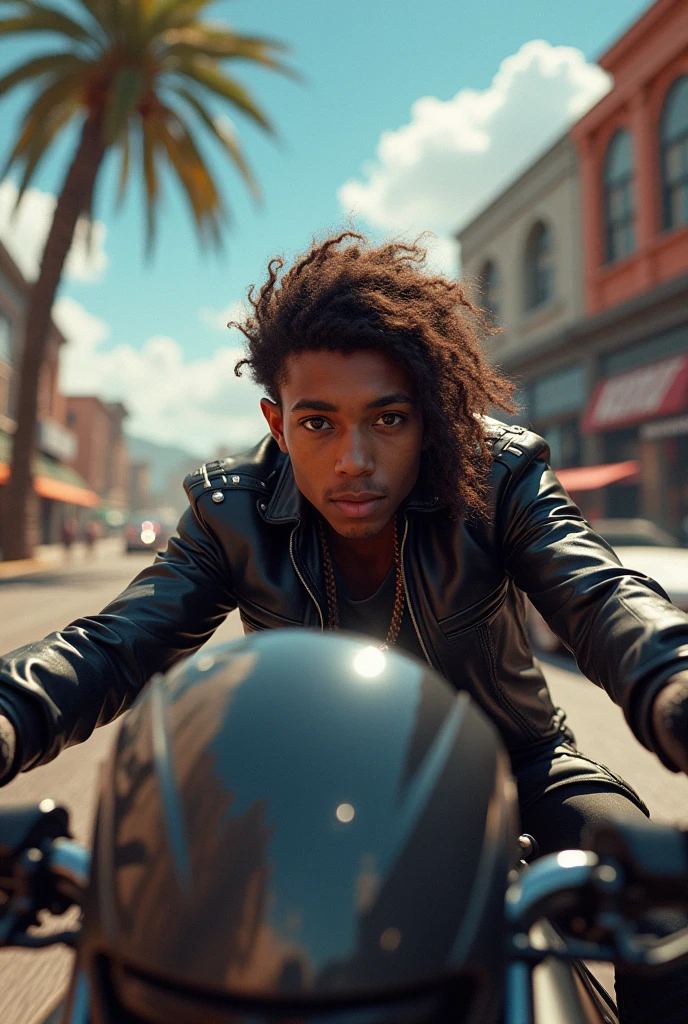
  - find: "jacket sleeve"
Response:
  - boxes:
[0,504,237,781]
[498,444,688,764]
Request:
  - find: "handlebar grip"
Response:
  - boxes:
[586,819,688,910]
[0,801,71,889]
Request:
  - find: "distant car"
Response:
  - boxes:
[527,517,688,653]
[124,517,170,554]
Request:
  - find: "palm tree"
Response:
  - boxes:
[0,0,292,560]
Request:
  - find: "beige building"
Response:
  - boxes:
[457,135,598,485]
[459,135,585,366]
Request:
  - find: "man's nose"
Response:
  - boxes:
[335,428,375,475]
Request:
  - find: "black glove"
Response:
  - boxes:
[652,673,688,773]
[0,714,17,785]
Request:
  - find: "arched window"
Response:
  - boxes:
[604,129,635,262]
[660,75,688,231]
[479,259,501,323]
[524,221,554,310]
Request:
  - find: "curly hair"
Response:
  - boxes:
[233,231,516,519]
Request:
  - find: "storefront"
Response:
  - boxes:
[0,429,99,548]
[581,352,688,537]
[528,364,588,468]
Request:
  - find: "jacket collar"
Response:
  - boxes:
[264,455,443,524]
[264,455,303,523]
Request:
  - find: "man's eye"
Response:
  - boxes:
[376,412,404,427]
[302,417,330,431]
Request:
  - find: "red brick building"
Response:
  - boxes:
[572,0,688,314]
[569,0,688,533]
[65,397,129,510]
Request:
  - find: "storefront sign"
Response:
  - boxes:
[582,354,688,432]
[640,414,688,441]
[38,418,77,461]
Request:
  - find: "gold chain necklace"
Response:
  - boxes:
[317,516,405,650]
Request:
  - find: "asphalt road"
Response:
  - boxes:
[0,545,687,1022]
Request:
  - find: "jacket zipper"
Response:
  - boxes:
[289,524,325,630]
[400,515,433,667]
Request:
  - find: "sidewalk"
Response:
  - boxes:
[0,537,122,580]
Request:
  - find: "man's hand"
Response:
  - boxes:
[0,714,17,784]
[652,672,688,773]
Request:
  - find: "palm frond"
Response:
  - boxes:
[163,27,295,78]
[2,74,83,198]
[171,57,273,133]
[13,103,80,205]
[117,126,131,207]
[0,51,89,100]
[157,106,224,245]
[72,0,117,40]
[141,0,212,44]
[173,84,259,199]
[103,66,146,144]
[0,2,95,44]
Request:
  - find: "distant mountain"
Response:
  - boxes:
[125,434,246,517]
[125,435,200,496]
[125,435,204,516]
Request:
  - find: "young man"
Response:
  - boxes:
[1,233,688,1019]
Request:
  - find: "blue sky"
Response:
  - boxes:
[0,0,652,454]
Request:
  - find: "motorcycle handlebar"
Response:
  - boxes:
[2,803,688,968]
[0,801,89,949]
[506,820,688,970]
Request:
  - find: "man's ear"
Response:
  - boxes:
[261,398,288,453]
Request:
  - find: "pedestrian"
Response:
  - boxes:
[60,517,76,557]
[84,520,98,556]
[1,232,688,1020]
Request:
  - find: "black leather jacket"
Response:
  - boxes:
[1,419,688,781]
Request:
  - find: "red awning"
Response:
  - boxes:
[33,475,100,507]
[556,460,640,493]
[0,464,99,507]
[582,354,688,433]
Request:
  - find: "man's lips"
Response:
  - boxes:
[329,494,387,519]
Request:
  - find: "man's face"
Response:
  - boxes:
[261,349,424,539]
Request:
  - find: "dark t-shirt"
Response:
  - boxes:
[332,561,426,663]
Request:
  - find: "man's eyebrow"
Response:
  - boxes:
[365,392,414,409]
[290,392,414,414]
[290,398,338,413]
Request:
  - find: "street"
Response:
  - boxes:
[1,546,688,1023]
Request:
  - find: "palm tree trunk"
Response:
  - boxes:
[1,112,105,561]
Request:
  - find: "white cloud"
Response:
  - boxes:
[54,296,266,455]
[0,180,108,283]
[338,40,611,251]
[198,299,248,332]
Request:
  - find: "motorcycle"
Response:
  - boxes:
[3,801,688,1022]
[2,630,688,1024]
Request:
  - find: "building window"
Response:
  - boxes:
[604,129,635,262]
[479,260,501,323]
[524,221,554,311]
[660,75,688,232]
[0,312,11,365]
[543,419,582,470]
[531,365,587,421]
